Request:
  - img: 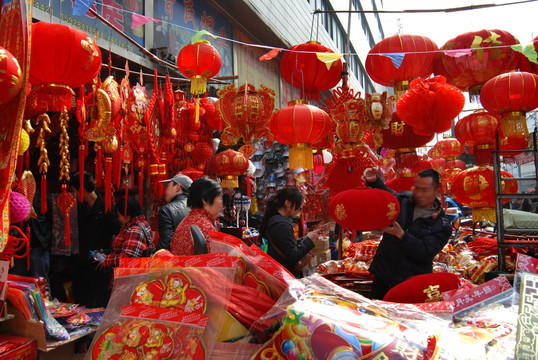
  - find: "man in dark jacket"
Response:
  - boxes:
[363,168,452,299]
[158,173,193,250]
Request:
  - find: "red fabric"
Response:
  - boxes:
[103,215,153,267]
[480,71,538,114]
[170,208,215,256]
[383,272,464,303]
[381,113,434,149]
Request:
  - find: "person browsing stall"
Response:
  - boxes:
[157,173,193,250]
[259,187,321,278]
[363,168,452,299]
[170,177,223,256]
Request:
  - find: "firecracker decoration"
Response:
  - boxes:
[55,110,76,246]
[36,114,51,213]
[218,83,275,157]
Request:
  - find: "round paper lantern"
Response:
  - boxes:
[177,40,222,95]
[18,129,29,156]
[451,165,517,222]
[499,135,528,159]
[434,29,521,97]
[431,158,446,173]
[280,41,343,101]
[365,34,438,97]
[191,142,214,168]
[30,22,102,111]
[210,149,249,188]
[10,191,31,223]
[270,100,332,169]
[480,71,538,139]
[330,188,400,231]
[0,46,23,105]
[396,75,465,135]
[455,111,501,165]
[434,138,464,160]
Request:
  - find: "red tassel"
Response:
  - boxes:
[41,175,47,214]
[16,155,22,179]
[112,150,119,190]
[105,157,112,212]
[124,181,129,218]
[79,145,85,203]
[247,174,251,198]
[130,169,135,191]
[138,170,144,208]
[95,146,102,188]
[24,151,29,170]
[64,214,71,246]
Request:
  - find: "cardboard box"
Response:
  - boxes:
[312,238,329,251]
[0,306,46,351]
[313,249,331,264]
[0,334,37,360]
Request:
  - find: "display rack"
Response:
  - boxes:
[493,128,538,271]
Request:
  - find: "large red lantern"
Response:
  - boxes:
[210,149,249,188]
[30,22,102,111]
[396,76,465,135]
[480,71,538,139]
[177,40,222,95]
[366,34,438,97]
[434,29,521,99]
[280,41,343,101]
[451,165,518,222]
[330,188,400,231]
[0,46,22,105]
[271,100,332,169]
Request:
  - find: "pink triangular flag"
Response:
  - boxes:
[131,13,153,29]
[444,49,472,58]
[259,48,281,61]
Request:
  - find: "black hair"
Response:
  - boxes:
[259,187,304,238]
[116,196,143,218]
[69,171,95,193]
[187,177,223,209]
[418,168,441,189]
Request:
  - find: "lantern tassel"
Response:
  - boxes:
[191,75,207,95]
[195,97,200,126]
[41,175,47,214]
[138,170,144,208]
[105,157,112,212]
[79,145,85,203]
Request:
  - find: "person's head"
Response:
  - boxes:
[116,196,143,225]
[259,187,304,237]
[159,173,193,203]
[187,177,223,220]
[69,172,96,200]
[413,169,441,208]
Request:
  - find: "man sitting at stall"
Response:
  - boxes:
[363,168,452,300]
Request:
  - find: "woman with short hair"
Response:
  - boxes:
[170,177,223,256]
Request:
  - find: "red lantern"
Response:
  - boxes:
[280,41,343,101]
[30,22,102,111]
[434,138,464,160]
[451,165,517,222]
[0,46,22,105]
[396,76,465,135]
[385,176,416,193]
[270,100,331,169]
[191,142,214,169]
[434,29,521,98]
[210,149,249,188]
[330,188,400,231]
[177,40,222,95]
[366,34,438,97]
[455,111,500,165]
[480,71,538,139]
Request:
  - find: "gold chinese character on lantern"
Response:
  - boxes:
[390,121,405,136]
[423,285,442,302]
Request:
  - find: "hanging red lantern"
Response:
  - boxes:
[434,29,521,99]
[270,100,332,169]
[191,142,214,170]
[455,111,500,165]
[451,165,517,222]
[280,41,343,101]
[385,175,416,193]
[30,22,102,111]
[396,75,465,136]
[330,188,400,231]
[431,158,446,173]
[210,149,249,188]
[499,134,528,160]
[434,138,464,160]
[480,71,538,139]
[177,40,222,95]
[366,34,438,98]
[0,46,23,105]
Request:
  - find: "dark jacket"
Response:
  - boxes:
[158,193,190,250]
[265,214,315,278]
[368,178,452,288]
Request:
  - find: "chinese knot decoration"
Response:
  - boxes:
[210,149,249,188]
[366,34,438,98]
[0,46,23,105]
[280,41,343,101]
[177,39,222,95]
[30,22,102,112]
[218,83,275,157]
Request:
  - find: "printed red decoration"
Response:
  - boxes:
[383,273,465,303]
[177,40,222,95]
[434,29,521,98]
[0,46,23,105]
[210,149,249,188]
[366,34,438,97]
[480,71,538,139]
[270,100,331,169]
[396,75,465,135]
[330,188,400,231]
[280,41,343,101]
[30,22,102,111]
